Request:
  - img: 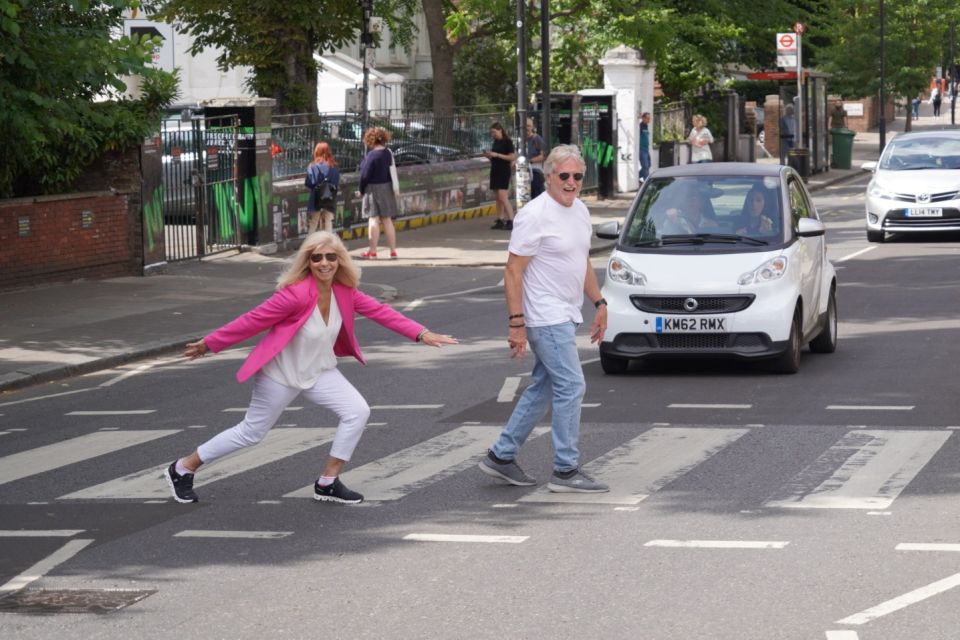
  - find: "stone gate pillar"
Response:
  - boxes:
[599,46,656,193]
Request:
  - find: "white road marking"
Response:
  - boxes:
[285,426,548,501]
[187,425,207,429]
[223,406,302,412]
[520,427,749,505]
[0,430,180,486]
[497,377,521,403]
[402,284,503,312]
[60,427,337,500]
[403,533,528,544]
[370,404,444,410]
[668,403,752,409]
[491,503,518,509]
[825,631,859,640]
[826,405,914,411]
[174,530,292,539]
[644,540,789,549]
[582,403,601,408]
[835,246,877,263]
[836,572,960,625]
[99,355,181,387]
[765,429,951,510]
[0,530,85,537]
[0,539,94,593]
[66,410,156,415]
[896,543,960,552]
[0,387,94,408]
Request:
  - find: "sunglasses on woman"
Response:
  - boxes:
[309,253,339,263]
[557,172,584,182]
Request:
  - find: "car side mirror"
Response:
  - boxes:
[595,220,621,240]
[796,217,825,237]
[861,161,878,172]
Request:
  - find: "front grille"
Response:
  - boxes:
[630,295,755,314]
[612,332,770,354]
[892,191,960,203]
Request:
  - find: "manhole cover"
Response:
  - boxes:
[0,589,156,614]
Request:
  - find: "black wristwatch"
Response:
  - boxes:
[594,298,608,309]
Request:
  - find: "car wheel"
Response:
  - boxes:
[771,308,801,374]
[866,229,885,243]
[809,287,838,354]
[600,351,630,374]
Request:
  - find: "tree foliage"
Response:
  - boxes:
[147,0,418,114]
[0,0,178,198]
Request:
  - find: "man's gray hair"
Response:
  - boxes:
[544,144,585,176]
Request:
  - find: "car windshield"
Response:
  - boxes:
[878,137,960,170]
[622,176,783,247]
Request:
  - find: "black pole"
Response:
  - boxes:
[879,0,886,150]
[361,0,372,137]
[540,0,550,153]
[951,23,956,125]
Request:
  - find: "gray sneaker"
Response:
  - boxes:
[478,452,537,486]
[547,468,609,493]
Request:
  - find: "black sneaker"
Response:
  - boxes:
[504,220,513,231]
[491,219,505,230]
[164,462,198,503]
[314,477,364,504]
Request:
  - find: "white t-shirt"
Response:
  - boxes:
[508,192,592,327]
[263,297,342,389]
[688,127,714,162]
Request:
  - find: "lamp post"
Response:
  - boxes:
[360,0,373,135]
[540,0,550,155]
[515,0,530,209]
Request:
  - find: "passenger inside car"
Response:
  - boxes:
[736,186,779,236]
[661,188,720,234]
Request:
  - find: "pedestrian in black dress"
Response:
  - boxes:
[484,122,516,230]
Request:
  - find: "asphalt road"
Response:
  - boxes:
[3,175,960,639]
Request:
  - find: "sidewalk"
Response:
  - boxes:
[0,114,949,392]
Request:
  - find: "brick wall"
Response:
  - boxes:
[0,191,140,289]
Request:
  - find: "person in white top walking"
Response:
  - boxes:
[688,114,714,163]
[478,145,610,493]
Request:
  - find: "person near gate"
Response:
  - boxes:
[638,112,652,183]
[478,144,610,494]
[829,100,847,130]
[164,230,458,505]
[524,118,546,199]
[304,142,340,233]
[688,114,714,163]
[485,122,516,230]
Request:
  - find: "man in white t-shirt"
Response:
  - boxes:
[478,145,610,493]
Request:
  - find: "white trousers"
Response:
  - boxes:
[197,370,371,465]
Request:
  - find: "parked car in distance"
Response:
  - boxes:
[390,142,466,166]
[595,163,837,374]
[862,130,960,242]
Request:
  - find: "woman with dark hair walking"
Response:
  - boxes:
[164,231,458,505]
[485,122,516,230]
[358,127,400,259]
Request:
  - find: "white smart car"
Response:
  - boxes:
[863,131,960,242]
[596,163,837,374]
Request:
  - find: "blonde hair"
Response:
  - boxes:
[277,231,360,290]
[543,144,585,176]
[692,114,707,128]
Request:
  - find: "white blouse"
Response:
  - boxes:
[262,296,343,389]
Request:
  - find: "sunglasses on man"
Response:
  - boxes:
[556,172,584,182]
[309,253,339,263]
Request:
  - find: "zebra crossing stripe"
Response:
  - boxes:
[284,426,549,501]
[764,429,952,510]
[60,428,337,500]
[0,430,180,486]
[519,427,750,505]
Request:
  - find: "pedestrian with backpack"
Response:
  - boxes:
[305,142,340,233]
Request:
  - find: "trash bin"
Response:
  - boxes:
[787,147,810,178]
[830,128,855,170]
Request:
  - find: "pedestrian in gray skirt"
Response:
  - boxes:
[358,126,400,259]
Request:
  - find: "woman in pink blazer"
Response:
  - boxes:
[164,231,457,505]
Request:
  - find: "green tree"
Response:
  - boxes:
[148,0,418,114]
[0,0,178,198]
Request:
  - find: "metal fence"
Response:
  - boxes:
[270,107,515,180]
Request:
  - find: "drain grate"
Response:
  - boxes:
[0,589,156,614]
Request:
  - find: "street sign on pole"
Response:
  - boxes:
[777,32,797,69]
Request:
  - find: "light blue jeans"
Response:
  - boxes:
[491,322,586,472]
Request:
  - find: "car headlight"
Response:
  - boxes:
[738,256,788,285]
[868,181,897,200]
[607,257,646,285]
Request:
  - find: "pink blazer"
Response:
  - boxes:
[203,278,425,383]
